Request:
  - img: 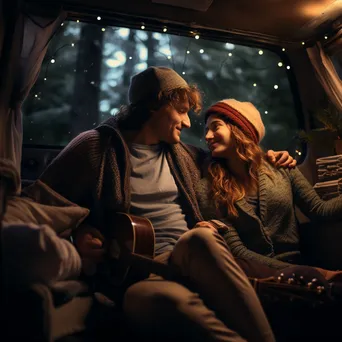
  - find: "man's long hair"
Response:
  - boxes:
[207,117,271,218]
[116,85,202,130]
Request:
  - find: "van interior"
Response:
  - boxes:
[1,0,342,340]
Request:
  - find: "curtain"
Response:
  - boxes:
[307,42,342,112]
[0,1,66,191]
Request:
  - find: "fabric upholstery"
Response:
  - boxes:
[11,179,89,234]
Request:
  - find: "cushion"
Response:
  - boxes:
[4,180,89,234]
[3,223,82,287]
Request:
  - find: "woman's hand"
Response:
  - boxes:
[194,221,217,232]
[315,267,342,282]
[266,150,297,169]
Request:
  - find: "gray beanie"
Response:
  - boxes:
[128,66,189,105]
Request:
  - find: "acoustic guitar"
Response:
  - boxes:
[106,212,339,306]
[107,212,175,286]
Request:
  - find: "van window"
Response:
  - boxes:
[23,20,301,154]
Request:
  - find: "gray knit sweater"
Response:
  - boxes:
[196,164,342,269]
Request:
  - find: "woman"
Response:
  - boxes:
[196,98,342,280]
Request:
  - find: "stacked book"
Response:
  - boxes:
[313,155,342,199]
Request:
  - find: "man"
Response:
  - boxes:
[28,67,296,341]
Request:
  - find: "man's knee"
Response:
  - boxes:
[176,227,221,252]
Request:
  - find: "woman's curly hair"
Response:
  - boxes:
[207,117,272,218]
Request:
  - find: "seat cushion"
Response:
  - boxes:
[4,179,89,234]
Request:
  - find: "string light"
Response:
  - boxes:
[301,42,305,45]
[39,23,292,123]
[324,35,328,40]
[97,16,101,20]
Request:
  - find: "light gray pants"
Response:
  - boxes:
[123,228,275,342]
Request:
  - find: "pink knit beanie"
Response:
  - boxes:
[205,99,265,143]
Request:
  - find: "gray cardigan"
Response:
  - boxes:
[196,165,342,269]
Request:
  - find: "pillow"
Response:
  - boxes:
[3,223,82,287]
[4,180,89,234]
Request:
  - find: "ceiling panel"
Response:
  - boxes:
[31,0,342,42]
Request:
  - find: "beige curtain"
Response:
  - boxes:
[307,42,342,111]
[0,1,66,188]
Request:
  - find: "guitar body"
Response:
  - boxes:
[108,212,155,286]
